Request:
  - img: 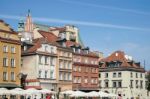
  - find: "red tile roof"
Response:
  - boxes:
[38,30,58,42]
[49,27,66,32]
[26,38,42,53]
[66,40,80,47]
[100,51,144,68]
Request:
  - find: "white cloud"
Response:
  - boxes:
[0,14,150,32]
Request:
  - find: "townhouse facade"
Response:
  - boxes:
[72,48,99,91]
[21,38,58,90]
[57,46,72,91]
[99,51,149,99]
[0,20,21,88]
[37,30,73,91]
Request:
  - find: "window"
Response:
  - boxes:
[45,46,48,52]
[140,81,143,89]
[113,82,117,88]
[136,73,138,78]
[78,66,81,72]
[51,47,54,53]
[39,70,42,78]
[118,72,122,77]
[118,81,122,87]
[140,73,143,78]
[24,46,27,51]
[21,59,23,67]
[99,80,102,88]
[3,58,8,66]
[67,73,70,80]
[85,58,88,63]
[39,56,42,64]
[105,73,108,78]
[73,66,76,71]
[3,72,7,81]
[11,47,15,53]
[50,71,54,79]
[64,73,67,80]
[68,62,71,69]
[136,80,138,88]
[45,56,48,64]
[84,78,88,83]
[78,77,81,83]
[145,81,148,89]
[3,45,8,52]
[45,71,48,78]
[130,80,133,88]
[59,61,63,68]
[50,58,54,65]
[105,81,109,87]
[91,79,94,84]
[68,73,71,80]
[99,73,101,78]
[64,61,67,69]
[73,77,77,83]
[11,72,15,81]
[95,79,98,84]
[113,73,116,78]
[59,73,63,80]
[131,72,133,78]
[11,58,15,67]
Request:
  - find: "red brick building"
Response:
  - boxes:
[66,42,99,91]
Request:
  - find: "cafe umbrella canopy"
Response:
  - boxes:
[0,88,10,95]
[60,90,74,95]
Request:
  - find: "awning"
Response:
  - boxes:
[0,83,20,88]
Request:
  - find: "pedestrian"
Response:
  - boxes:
[46,94,51,99]
[27,96,31,99]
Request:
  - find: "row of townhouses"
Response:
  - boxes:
[0,11,149,99]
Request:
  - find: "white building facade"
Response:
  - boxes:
[99,51,149,99]
[21,38,58,91]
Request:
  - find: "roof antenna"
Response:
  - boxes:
[144,60,145,69]
[28,9,31,16]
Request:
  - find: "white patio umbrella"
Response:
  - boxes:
[9,88,25,95]
[0,88,10,95]
[98,91,110,97]
[70,91,87,97]
[39,89,55,94]
[24,88,40,95]
[60,90,74,95]
[87,91,99,97]
[107,93,118,97]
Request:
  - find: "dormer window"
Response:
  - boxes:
[86,50,89,54]
[62,42,66,47]
[24,46,27,51]
[78,49,81,53]
[45,46,48,52]
[59,33,66,39]
[73,48,75,52]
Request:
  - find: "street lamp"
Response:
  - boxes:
[57,87,61,99]
[17,73,27,89]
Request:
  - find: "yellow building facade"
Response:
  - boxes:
[0,20,21,88]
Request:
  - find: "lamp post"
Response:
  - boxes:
[18,73,27,89]
[57,87,61,99]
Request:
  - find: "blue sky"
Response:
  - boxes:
[0,0,150,70]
